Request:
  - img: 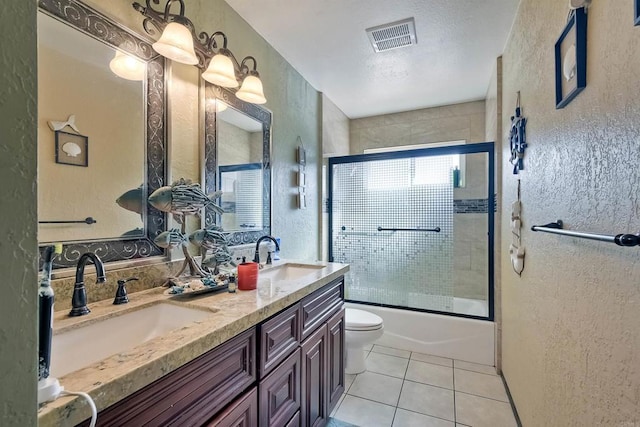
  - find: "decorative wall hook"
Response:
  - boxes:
[48,114,80,133]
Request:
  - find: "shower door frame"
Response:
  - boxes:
[328,142,495,321]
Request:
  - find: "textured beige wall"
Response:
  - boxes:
[321,94,350,261]
[485,57,503,370]
[322,94,350,157]
[0,0,38,424]
[218,120,253,165]
[350,100,486,154]
[501,1,640,424]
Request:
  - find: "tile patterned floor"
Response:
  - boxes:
[331,344,518,427]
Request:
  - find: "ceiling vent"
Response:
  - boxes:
[366,17,417,53]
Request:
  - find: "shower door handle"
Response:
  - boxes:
[377,227,441,233]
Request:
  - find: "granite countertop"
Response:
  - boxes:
[37,260,349,427]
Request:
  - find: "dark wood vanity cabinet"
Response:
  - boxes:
[79,276,344,427]
[80,328,256,427]
[258,277,344,427]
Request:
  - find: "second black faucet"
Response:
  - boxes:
[253,235,280,264]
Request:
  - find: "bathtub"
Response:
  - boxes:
[345,302,495,365]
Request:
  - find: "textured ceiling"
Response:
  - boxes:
[224,0,521,118]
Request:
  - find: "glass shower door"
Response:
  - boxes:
[329,144,494,320]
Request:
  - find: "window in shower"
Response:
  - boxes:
[328,143,494,320]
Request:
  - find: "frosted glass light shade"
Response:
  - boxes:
[202,53,238,88]
[109,51,146,81]
[236,75,267,104]
[152,22,198,65]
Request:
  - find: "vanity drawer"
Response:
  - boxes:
[259,348,301,427]
[300,278,344,341]
[82,327,256,427]
[205,387,258,427]
[259,303,301,379]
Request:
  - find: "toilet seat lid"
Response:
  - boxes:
[345,308,383,331]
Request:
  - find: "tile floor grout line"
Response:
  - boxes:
[334,346,515,427]
[369,350,411,360]
[395,406,458,424]
[452,363,457,424]
[402,378,455,392]
[454,389,511,404]
[361,368,409,381]
[342,393,398,409]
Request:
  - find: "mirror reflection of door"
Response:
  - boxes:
[216,105,263,232]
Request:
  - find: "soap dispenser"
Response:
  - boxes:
[237,257,259,290]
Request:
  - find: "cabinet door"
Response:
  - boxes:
[301,324,328,427]
[327,308,345,414]
[259,303,300,379]
[259,348,301,427]
[205,387,257,427]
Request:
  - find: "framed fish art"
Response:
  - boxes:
[54,130,88,167]
[554,7,588,109]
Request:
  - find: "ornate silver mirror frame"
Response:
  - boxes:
[38,0,167,268]
[203,83,272,246]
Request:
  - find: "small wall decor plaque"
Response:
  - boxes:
[509,92,527,175]
[554,7,588,109]
[636,0,640,26]
[55,130,88,167]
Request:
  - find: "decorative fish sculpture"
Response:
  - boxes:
[120,228,144,238]
[153,228,187,248]
[148,181,224,224]
[202,246,236,270]
[116,186,145,215]
[189,227,228,250]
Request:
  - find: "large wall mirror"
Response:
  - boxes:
[37,0,167,268]
[203,84,271,246]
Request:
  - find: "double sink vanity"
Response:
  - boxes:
[39,261,349,426]
[35,0,345,424]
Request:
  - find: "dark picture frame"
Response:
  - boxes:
[55,130,88,167]
[635,0,640,26]
[554,7,587,109]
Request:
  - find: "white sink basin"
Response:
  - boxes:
[259,263,324,282]
[51,303,213,377]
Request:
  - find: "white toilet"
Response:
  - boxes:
[345,308,384,374]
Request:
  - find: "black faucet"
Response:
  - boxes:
[253,235,280,264]
[69,253,106,317]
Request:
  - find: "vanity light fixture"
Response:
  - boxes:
[109,51,146,81]
[133,0,267,104]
